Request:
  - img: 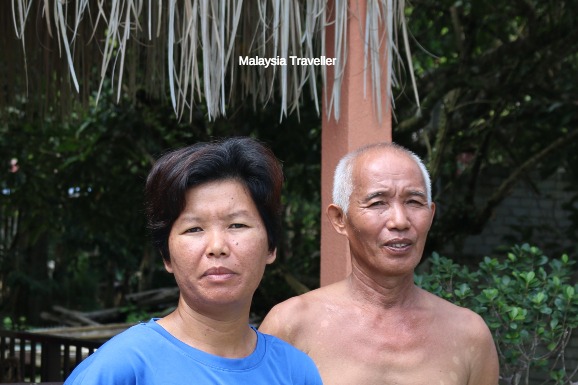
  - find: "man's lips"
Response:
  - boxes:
[383,238,413,252]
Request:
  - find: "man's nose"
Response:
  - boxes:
[386,203,410,230]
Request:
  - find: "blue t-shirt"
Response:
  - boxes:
[64,319,322,385]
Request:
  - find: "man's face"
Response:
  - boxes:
[343,148,435,279]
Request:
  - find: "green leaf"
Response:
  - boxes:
[565,286,575,300]
[517,271,536,287]
[531,292,546,304]
[539,306,552,315]
[551,276,561,287]
[482,288,499,302]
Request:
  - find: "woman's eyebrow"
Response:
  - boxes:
[225,210,253,219]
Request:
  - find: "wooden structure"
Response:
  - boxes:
[0,330,102,383]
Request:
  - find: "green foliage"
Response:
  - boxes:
[396,0,578,262]
[416,244,578,384]
[2,316,27,331]
[0,80,322,325]
[0,88,204,322]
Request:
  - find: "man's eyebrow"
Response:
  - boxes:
[361,188,427,202]
[407,189,427,198]
[361,190,391,202]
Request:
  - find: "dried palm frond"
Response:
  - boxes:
[3,0,417,122]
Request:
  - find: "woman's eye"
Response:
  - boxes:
[230,223,247,229]
[184,227,202,233]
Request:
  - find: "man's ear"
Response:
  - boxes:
[429,202,436,227]
[326,204,348,236]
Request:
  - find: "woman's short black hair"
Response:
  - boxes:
[145,137,284,261]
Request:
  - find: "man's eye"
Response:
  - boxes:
[408,199,425,206]
[369,201,385,207]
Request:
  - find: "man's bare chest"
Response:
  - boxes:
[301,316,470,385]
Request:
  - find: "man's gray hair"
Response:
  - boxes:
[332,142,432,213]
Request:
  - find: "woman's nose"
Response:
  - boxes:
[205,230,230,257]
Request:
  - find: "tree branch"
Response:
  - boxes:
[474,128,578,231]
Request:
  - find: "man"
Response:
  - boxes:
[259,142,499,385]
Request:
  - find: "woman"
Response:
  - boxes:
[64,137,322,384]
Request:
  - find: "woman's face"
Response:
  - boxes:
[165,179,276,316]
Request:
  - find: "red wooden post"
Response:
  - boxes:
[320,0,393,286]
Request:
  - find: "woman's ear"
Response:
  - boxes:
[326,204,348,236]
[266,248,277,265]
[163,257,173,273]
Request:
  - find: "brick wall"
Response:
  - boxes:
[460,167,575,258]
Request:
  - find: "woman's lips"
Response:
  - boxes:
[202,266,236,279]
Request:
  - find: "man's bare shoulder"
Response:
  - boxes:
[421,288,491,336]
[420,288,499,384]
[258,281,345,341]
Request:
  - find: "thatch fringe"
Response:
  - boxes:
[3,0,415,122]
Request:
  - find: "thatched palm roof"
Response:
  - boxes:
[3,0,414,121]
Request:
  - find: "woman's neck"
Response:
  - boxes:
[157,298,256,358]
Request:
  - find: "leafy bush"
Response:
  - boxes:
[416,244,578,385]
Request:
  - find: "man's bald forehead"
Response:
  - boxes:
[351,144,429,195]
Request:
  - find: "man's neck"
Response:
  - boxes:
[346,267,420,310]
